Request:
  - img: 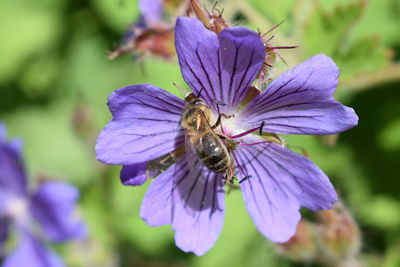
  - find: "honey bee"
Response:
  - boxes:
[180,92,236,183]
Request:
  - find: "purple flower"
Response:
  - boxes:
[96,17,358,255]
[139,0,164,27]
[108,0,176,60]
[0,123,85,267]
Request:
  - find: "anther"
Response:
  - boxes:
[259,121,265,136]
[239,175,252,184]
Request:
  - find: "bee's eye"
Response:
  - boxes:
[193,100,202,105]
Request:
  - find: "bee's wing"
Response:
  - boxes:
[146,152,178,179]
[184,134,198,171]
[146,145,185,179]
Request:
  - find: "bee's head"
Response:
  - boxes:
[185,93,205,106]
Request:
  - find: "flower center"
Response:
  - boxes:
[6,196,28,220]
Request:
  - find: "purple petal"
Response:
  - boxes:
[3,230,64,267]
[120,163,148,186]
[235,139,337,242]
[8,138,24,156]
[238,54,358,135]
[29,181,86,243]
[141,157,225,255]
[0,220,9,253]
[139,0,164,26]
[140,164,176,227]
[175,17,265,112]
[0,142,27,197]
[0,123,5,141]
[96,84,185,165]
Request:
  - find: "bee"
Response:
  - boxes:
[180,92,236,183]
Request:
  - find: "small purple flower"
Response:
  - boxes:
[96,17,358,255]
[0,123,85,267]
[108,0,175,60]
[139,0,164,27]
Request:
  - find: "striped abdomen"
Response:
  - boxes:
[194,132,230,173]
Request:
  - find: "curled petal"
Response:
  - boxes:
[120,163,148,186]
[96,84,185,165]
[236,139,337,242]
[141,157,225,255]
[29,181,86,243]
[239,54,358,135]
[175,17,265,112]
[0,142,27,197]
[3,230,64,267]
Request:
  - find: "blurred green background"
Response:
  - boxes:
[1,0,400,266]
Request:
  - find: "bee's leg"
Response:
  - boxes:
[211,113,234,129]
[221,163,234,184]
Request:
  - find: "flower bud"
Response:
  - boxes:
[315,202,361,264]
[276,221,317,262]
[108,26,175,61]
[190,0,229,34]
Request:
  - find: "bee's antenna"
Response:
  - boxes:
[197,87,204,98]
[212,99,226,106]
[172,82,189,97]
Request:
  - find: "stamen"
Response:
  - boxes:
[261,20,285,38]
[239,141,269,147]
[263,62,273,68]
[229,121,265,139]
[203,4,211,16]
[264,34,275,44]
[239,175,252,184]
[268,46,298,50]
[259,121,265,135]
[211,1,218,14]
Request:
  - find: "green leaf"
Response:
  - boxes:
[247,0,295,31]
[302,2,365,57]
[351,0,400,46]
[302,1,391,82]
[111,178,176,257]
[90,0,139,32]
[19,54,61,98]
[0,0,63,85]
[4,100,98,186]
[335,36,390,79]
[359,196,400,230]
[193,191,283,267]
